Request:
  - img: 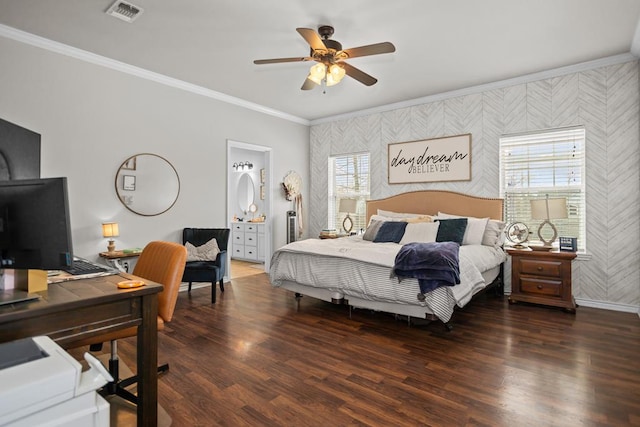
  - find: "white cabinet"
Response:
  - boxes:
[232,222,265,262]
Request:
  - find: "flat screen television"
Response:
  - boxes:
[0,177,73,270]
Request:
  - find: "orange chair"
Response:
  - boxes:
[74,241,187,403]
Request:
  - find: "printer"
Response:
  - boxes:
[0,336,113,427]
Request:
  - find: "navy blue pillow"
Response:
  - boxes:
[373,221,408,243]
[435,218,467,245]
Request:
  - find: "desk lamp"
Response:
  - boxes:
[102,222,120,253]
[530,196,567,250]
[339,198,357,235]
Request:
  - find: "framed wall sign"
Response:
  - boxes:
[123,175,136,191]
[388,134,471,184]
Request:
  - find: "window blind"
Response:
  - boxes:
[328,153,370,232]
[499,127,586,250]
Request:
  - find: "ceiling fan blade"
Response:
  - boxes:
[342,42,396,59]
[301,77,317,90]
[342,62,378,86]
[254,57,313,65]
[296,28,327,52]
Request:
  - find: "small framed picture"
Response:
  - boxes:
[123,175,136,191]
[260,184,265,200]
[121,157,137,171]
[260,168,265,183]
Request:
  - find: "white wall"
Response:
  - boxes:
[0,36,309,263]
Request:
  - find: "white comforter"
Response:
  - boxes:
[269,235,506,322]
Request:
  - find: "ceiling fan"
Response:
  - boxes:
[253,26,395,90]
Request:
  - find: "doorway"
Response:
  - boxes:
[226,140,272,279]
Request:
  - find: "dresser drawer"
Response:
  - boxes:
[233,232,244,244]
[520,259,562,278]
[233,223,245,232]
[232,246,245,258]
[520,277,562,297]
[244,247,258,260]
[244,232,257,247]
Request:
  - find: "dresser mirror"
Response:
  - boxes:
[115,153,180,216]
[237,173,255,214]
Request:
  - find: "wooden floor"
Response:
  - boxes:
[107,272,639,426]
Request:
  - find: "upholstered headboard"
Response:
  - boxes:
[366,190,503,224]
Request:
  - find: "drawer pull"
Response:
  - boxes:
[537,266,543,271]
[537,284,543,290]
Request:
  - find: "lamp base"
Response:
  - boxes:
[342,214,354,235]
[107,239,116,253]
[529,245,554,251]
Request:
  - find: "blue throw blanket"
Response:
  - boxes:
[392,241,460,294]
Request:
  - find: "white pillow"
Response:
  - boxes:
[368,214,404,224]
[483,219,506,247]
[399,222,440,245]
[437,212,489,246]
[377,209,424,218]
[185,238,220,262]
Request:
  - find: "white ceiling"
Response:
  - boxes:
[1,0,640,124]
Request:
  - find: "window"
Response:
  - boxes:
[499,127,586,250]
[328,153,370,233]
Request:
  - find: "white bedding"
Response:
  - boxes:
[269,235,506,322]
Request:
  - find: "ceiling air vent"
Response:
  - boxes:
[106,0,144,23]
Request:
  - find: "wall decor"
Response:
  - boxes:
[387,133,471,184]
[260,168,265,183]
[121,156,137,170]
[260,184,265,200]
[123,175,136,191]
[0,117,41,180]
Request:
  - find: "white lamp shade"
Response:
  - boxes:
[530,198,567,220]
[102,222,120,238]
[339,198,357,214]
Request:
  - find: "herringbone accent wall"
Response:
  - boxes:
[310,60,640,308]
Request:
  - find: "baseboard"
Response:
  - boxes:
[574,298,640,315]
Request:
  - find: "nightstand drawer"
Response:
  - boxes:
[520,259,562,278]
[520,277,562,297]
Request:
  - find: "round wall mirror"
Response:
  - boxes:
[115,153,180,216]
[237,173,255,213]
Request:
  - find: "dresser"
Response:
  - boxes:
[507,248,577,312]
[232,222,265,262]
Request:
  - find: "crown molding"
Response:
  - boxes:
[0,24,310,126]
[310,52,638,126]
[2,23,637,129]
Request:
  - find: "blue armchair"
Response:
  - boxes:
[181,228,230,303]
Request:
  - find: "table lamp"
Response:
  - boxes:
[102,222,120,253]
[530,196,567,250]
[339,198,357,235]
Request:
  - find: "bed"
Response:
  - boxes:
[269,190,506,328]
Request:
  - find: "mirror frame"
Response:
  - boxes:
[114,153,181,217]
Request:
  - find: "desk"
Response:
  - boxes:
[0,273,162,427]
[99,250,142,272]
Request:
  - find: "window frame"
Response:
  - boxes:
[328,152,370,234]
[499,126,586,251]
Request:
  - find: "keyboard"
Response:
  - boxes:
[62,259,109,276]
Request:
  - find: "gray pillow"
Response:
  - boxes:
[363,219,383,241]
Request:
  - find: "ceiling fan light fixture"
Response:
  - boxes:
[326,64,346,86]
[308,63,326,85]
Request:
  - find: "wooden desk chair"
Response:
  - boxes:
[73,240,187,404]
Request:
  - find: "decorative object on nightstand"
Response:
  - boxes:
[505,222,530,248]
[339,198,357,235]
[101,222,119,253]
[559,236,578,252]
[530,195,567,251]
[507,248,577,313]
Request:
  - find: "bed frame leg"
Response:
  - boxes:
[443,322,453,332]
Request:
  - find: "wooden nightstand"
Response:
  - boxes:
[506,248,577,313]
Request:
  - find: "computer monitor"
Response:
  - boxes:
[0,177,73,270]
